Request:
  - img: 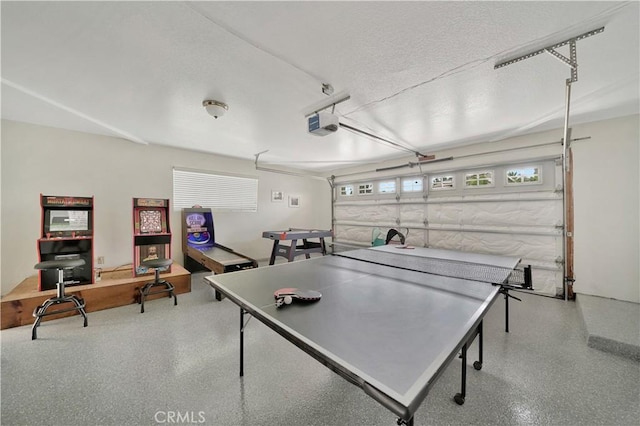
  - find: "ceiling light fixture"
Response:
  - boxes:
[203,100,229,119]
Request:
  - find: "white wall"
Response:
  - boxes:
[0,120,331,295]
[572,114,639,303]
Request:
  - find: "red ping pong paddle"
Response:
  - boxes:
[274,288,322,308]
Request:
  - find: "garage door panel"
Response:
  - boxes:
[459,200,562,227]
[334,225,371,243]
[335,204,397,222]
[531,269,562,296]
[427,230,464,249]
[427,203,463,224]
[426,200,561,227]
[404,232,426,247]
[399,204,424,223]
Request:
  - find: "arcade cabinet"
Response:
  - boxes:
[38,194,94,291]
[182,207,257,300]
[133,198,171,277]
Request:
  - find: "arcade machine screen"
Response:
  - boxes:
[139,210,164,234]
[48,210,89,232]
[185,211,213,249]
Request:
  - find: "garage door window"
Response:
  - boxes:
[506,166,541,185]
[358,183,374,195]
[378,180,397,194]
[465,170,494,188]
[402,177,423,193]
[340,185,354,196]
[431,175,455,190]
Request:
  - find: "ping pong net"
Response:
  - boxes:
[334,249,532,289]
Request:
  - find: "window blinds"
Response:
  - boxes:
[173,168,258,212]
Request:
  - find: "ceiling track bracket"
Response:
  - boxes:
[494,26,604,84]
[545,40,578,83]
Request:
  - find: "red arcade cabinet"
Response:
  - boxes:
[37,194,94,291]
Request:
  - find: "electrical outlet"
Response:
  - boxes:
[97,256,105,265]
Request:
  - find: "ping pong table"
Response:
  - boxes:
[205,245,529,425]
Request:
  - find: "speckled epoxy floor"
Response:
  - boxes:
[577,293,640,361]
[1,272,639,425]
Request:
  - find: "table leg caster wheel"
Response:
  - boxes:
[473,361,482,370]
[454,393,465,405]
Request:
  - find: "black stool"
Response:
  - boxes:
[32,259,88,340]
[139,258,177,313]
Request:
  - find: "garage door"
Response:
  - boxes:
[332,159,563,296]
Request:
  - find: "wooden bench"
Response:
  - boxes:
[1,264,191,329]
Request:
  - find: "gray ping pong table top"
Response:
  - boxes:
[205,246,520,421]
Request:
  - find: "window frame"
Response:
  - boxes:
[464,170,495,189]
[505,165,542,186]
[358,183,374,195]
[401,176,424,193]
[339,185,354,196]
[378,180,397,194]
[430,175,456,191]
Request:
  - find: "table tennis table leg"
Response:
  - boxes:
[475,321,483,370]
[240,308,246,377]
[454,343,467,405]
[505,290,509,333]
[454,321,484,406]
[396,417,414,426]
[501,287,521,333]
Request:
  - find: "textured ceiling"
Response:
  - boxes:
[2,1,638,173]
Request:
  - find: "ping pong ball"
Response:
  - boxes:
[284,295,293,305]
